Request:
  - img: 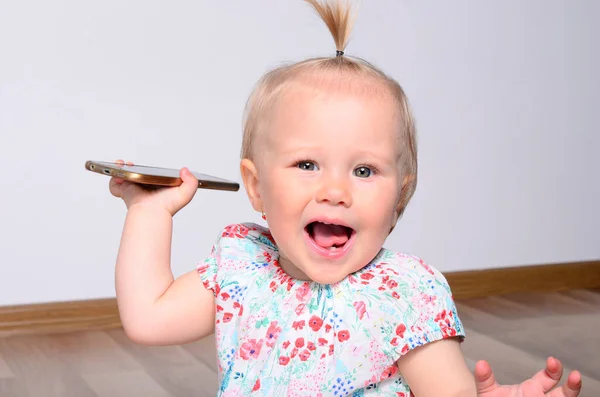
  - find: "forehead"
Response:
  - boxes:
[265,75,401,154]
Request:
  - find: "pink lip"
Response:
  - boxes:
[303,221,356,260]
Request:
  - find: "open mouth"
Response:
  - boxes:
[305,221,355,251]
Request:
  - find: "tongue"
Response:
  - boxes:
[311,223,350,248]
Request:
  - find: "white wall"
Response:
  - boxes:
[1,1,598,306]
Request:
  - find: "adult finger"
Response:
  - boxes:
[549,370,582,397]
[474,360,499,393]
[530,356,563,392]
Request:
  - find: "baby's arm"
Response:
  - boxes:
[115,205,215,345]
[110,162,215,346]
[396,337,476,397]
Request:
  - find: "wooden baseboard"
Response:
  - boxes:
[445,260,600,300]
[1,260,599,337]
[0,298,121,338]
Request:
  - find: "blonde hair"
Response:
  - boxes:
[241,0,418,218]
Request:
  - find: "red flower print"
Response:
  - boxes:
[216,305,224,312]
[295,303,306,315]
[435,310,448,322]
[279,356,290,365]
[295,337,305,348]
[197,264,208,275]
[360,273,374,280]
[390,337,398,346]
[378,286,386,292]
[440,323,457,338]
[348,275,357,284]
[382,275,390,283]
[222,224,250,239]
[364,375,378,388]
[296,282,310,301]
[292,320,305,330]
[252,379,260,392]
[240,339,263,360]
[318,338,328,346]
[387,279,398,289]
[392,291,400,300]
[396,324,406,338]
[299,349,311,361]
[353,301,366,320]
[214,283,221,296]
[233,301,243,316]
[337,330,350,342]
[308,315,323,331]
[307,341,316,351]
[223,312,233,323]
[401,344,410,354]
[220,292,230,301]
[269,281,277,292]
[265,321,282,347]
[321,353,326,359]
[380,365,398,380]
[325,324,332,333]
[282,340,290,349]
[290,348,298,358]
[329,344,334,355]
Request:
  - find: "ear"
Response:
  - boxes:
[391,173,416,231]
[240,158,263,212]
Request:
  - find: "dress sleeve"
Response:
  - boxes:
[196,223,270,297]
[382,254,466,360]
[196,233,222,296]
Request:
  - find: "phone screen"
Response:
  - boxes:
[94,161,236,183]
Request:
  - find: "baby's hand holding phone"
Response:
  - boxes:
[109,160,198,216]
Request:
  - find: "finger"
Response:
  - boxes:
[560,371,582,397]
[474,360,499,393]
[531,356,563,392]
[109,177,123,197]
[547,370,582,397]
[126,161,134,166]
[178,167,198,201]
[115,159,125,165]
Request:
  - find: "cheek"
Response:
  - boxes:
[361,182,400,218]
[261,172,302,213]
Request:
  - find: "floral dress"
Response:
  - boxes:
[197,223,465,396]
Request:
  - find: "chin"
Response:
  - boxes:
[302,265,354,285]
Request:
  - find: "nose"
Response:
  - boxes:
[315,172,353,207]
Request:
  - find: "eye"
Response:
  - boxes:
[297,161,318,171]
[354,166,373,178]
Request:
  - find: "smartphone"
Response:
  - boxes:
[85,160,240,192]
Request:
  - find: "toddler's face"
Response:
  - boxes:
[243,77,404,284]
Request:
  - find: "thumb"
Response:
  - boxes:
[178,167,198,202]
[475,360,500,394]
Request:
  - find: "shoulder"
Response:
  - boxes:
[211,222,278,255]
[348,249,465,359]
[354,248,453,299]
[197,222,278,293]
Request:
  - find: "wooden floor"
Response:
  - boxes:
[0,289,598,396]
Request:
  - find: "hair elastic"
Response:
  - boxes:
[336,50,344,57]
